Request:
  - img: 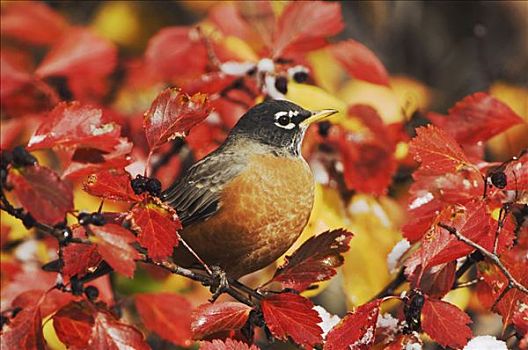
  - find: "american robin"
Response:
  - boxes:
[161,100,337,279]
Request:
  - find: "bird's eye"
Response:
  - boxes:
[277,115,290,126]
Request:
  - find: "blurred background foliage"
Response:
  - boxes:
[1,1,527,349]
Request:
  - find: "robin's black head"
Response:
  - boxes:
[229,100,337,156]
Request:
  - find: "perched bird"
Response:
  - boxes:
[161,100,337,279]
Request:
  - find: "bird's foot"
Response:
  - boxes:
[209,265,229,302]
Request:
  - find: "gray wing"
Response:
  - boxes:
[161,148,247,227]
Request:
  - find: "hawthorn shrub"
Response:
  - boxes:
[1,2,527,350]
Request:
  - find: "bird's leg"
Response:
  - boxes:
[208,265,229,302]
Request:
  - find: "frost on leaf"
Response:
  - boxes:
[324,299,382,350]
[200,338,259,350]
[9,165,73,225]
[28,102,121,152]
[261,292,323,348]
[191,301,251,340]
[129,198,181,260]
[143,87,211,150]
[135,293,193,347]
[267,229,353,292]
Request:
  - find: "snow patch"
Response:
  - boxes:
[387,239,411,273]
[313,305,340,338]
[409,192,433,210]
[463,335,507,350]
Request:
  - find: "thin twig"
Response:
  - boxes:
[372,268,406,301]
[438,223,528,296]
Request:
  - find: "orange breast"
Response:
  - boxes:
[178,154,314,278]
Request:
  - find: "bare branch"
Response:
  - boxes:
[438,223,528,296]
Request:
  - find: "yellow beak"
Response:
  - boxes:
[300,109,339,127]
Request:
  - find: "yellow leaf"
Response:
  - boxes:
[222,36,259,61]
[286,83,347,124]
[91,2,142,48]
[342,194,403,307]
[43,317,66,350]
[488,82,528,159]
[391,76,432,118]
[307,49,345,94]
[278,184,347,296]
[337,80,403,124]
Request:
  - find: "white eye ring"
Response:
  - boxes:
[274,111,296,130]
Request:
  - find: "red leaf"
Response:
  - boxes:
[329,40,390,86]
[62,240,103,279]
[89,224,139,278]
[0,1,67,46]
[145,27,207,81]
[191,302,252,339]
[52,301,95,348]
[405,201,490,278]
[273,1,343,56]
[130,199,181,260]
[328,106,397,195]
[428,92,524,144]
[200,338,259,350]
[9,165,73,225]
[402,171,483,242]
[89,308,150,350]
[0,51,33,98]
[421,298,472,349]
[324,299,382,350]
[208,4,256,42]
[35,27,116,80]
[413,261,457,299]
[62,138,133,179]
[135,293,192,347]
[267,229,353,292]
[27,102,121,152]
[143,88,211,150]
[0,300,45,350]
[261,293,322,348]
[409,125,471,178]
[494,253,528,330]
[83,169,141,202]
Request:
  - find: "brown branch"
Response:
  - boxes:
[438,223,528,296]
[142,256,256,307]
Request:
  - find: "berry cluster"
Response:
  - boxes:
[131,174,162,197]
[78,212,106,226]
[1,146,38,184]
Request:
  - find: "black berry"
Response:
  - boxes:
[0,314,8,328]
[146,178,162,197]
[84,286,99,301]
[293,71,308,83]
[12,146,37,167]
[274,76,288,94]
[70,276,84,296]
[58,227,73,245]
[403,290,424,334]
[490,171,507,189]
[21,213,36,229]
[131,175,147,195]
[90,213,106,226]
[318,121,331,137]
[78,212,91,226]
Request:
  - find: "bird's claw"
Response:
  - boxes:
[209,265,229,302]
